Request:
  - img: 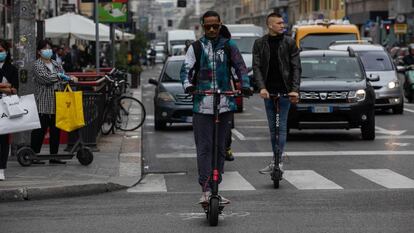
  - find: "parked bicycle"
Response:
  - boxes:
[101,69,146,135]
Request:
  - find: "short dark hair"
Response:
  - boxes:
[37,39,53,51]
[266,12,283,25]
[200,11,221,24]
[0,39,11,63]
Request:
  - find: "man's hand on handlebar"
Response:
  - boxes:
[185,85,196,94]
[241,87,253,97]
[288,92,299,104]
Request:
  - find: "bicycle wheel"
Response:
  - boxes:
[101,106,115,135]
[116,96,146,131]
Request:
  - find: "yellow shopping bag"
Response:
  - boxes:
[55,84,85,132]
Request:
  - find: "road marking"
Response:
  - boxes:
[156,150,414,158]
[127,174,167,192]
[375,126,406,136]
[252,106,264,112]
[231,129,246,140]
[284,170,343,190]
[220,171,256,191]
[404,108,414,113]
[351,169,414,189]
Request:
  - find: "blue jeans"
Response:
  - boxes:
[264,97,291,161]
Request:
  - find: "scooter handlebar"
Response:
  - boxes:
[192,90,242,96]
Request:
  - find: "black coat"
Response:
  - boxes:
[252,34,301,93]
[0,62,19,90]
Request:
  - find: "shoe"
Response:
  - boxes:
[0,169,5,181]
[225,148,234,161]
[49,159,67,164]
[259,160,275,174]
[198,191,210,204]
[219,195,230,205]
[279,162,284,173]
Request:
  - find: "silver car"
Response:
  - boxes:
[330,43,404,114]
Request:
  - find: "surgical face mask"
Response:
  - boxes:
[40,49,53,59]
[0,52,6,62]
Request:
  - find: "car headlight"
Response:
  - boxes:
[157,92,175,102]
[348,89,366,102]
[388,81,399,89]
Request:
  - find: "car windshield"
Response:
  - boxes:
[356,51,393,71]
[232,36,259,53]
[301,56,363,80]
[300,33,358,50]
[162,60,184,82]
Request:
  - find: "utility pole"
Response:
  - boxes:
[12,0,37,148]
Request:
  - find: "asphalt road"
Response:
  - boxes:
[1,65,413,233]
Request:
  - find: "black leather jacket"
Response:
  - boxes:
[252,34,301,93]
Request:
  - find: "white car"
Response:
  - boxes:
[329,43,404,114]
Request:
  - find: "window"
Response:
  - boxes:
[356,51,393,71]
[300,33,358,50]
[301,56,363,80]
[162,61,184,82]
[313,0,320,11]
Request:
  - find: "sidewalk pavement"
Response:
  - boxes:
[0,84,144,202]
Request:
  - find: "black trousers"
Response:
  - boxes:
[193,112,233,192]
[31,114,60,154]
[0,134,9,169]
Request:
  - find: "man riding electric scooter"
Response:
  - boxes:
[180,11,252,208]
[252,13,301,178]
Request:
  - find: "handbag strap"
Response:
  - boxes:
[64,84,73,92]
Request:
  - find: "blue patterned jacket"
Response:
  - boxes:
[180,36,250,114]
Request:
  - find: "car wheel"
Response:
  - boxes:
[392,103,404,114]
[154,119,166,130]
[361,110,375,140]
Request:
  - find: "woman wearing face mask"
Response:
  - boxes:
[0,39,18,180]
[31,39,77,164]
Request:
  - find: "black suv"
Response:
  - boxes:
[288,49,378,140]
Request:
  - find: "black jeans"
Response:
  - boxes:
[0,134,9,169]
[31,114,60,154]
[193,112,233,192]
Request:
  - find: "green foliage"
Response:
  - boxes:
[129,64,142,74]
[115,43,129,70]
[131,30,149,61]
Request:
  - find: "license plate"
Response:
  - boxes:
[185,116,193,123]
[312,106,332,113]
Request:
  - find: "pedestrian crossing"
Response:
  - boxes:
[127,169,414,193]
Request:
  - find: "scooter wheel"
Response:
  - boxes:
[17,147,34,167]
[208,197,219,226]
[272,169,280,189]
[77,148,93,166]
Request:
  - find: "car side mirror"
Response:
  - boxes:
[367,74,380,82]
[149,78,159,86]
[396,66,406,73]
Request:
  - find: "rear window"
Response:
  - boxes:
[301,56,363,80]
[356,51,393,71]
[300,33,358,50]
[162,60,184,82]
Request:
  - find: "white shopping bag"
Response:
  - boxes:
[2,95,25,118]
[0,94,41,134]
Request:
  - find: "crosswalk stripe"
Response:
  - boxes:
[156,151,414,158]
[220,171,256,191]
[351,169,414,189]
[127,174,167,193]
[284,170,343,190]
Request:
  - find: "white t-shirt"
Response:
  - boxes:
[45,62,55,73]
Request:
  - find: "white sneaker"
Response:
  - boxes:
[0,169,5,181]
[198,191,210,204]
[259,160,275,174]
[219,195,230,205]
[279,162,284,173]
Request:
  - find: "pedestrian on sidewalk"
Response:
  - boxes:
[253,13,301,174]
[180,10,252,204]
[30,39,77,165]
[0,39,18,180]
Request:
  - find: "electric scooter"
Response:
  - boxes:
[269,93,290,189]
[195,89,240,226]
[16,128,93,167]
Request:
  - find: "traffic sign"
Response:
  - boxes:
[394,24,407,34]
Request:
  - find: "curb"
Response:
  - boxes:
[0,182,126,202]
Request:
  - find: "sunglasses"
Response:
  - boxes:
[203,24,221,30]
